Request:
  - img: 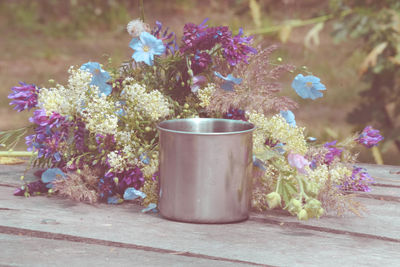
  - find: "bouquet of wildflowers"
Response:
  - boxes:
[3,18,383,219]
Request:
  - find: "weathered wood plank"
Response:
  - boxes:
[0,233,254,267]
[1,185,400,266]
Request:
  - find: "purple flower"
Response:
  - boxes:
[355,126,384,148]
[29,109,48,126]
[191,51,212,74]
[14,180,48,196]
[340,167,375,192]
[323,140,343,165]
[221,28,257,66]
[151,21,178,54]
[8,82,39,112]
[180,19,212,53]
[74,118,89,152]
[26,111,71,163]
[102,166,145,201]
[223,108,247,121]
[98,175,116,201]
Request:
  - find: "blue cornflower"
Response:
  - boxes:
[291,74,326,100]
[123,187,146,200]
[280,110,296,127]
[80,62,112,96]
[142,203,158,213]
[41,168,66,188]
[214,71,242,91]
[129,32,165,66]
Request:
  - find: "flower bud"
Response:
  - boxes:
[317,208,324,218]
[297,209,308,220]
[266,192,281,209]
[145,126,151,132]
[183,103,189,109]
[287,198,302,215]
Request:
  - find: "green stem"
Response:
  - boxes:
[139,0,145,22]
[296,175,309,201]
[0,151,35,157]
[275,176,282,193]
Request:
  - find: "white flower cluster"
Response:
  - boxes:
[197,83,216,108]
[81,91,118,136]
[38,67,92,116]
[122,79,170,121]
[247,111,308,155]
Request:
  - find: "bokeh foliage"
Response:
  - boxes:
[329,0,400,153]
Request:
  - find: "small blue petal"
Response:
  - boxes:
[107,196,123,204]
[291,74,326,100]
[53,152,61,162]
[80,62,112,96]
[307,137,317,142]
[42,168,66,184]
[274,143,286,154]
[280,110,296,127]
[214,72,242,91]
[123,187,147,200]
[141,203,158,213]
[220,82,235,91]
[226,74,242,84]
[130,32,165,66]
[140,153,150,165]
[252,156,266,171]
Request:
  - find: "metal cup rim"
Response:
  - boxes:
[157,118,255,136]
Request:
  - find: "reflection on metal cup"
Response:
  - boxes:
[157,118,255,223]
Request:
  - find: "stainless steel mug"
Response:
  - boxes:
[157,118,255,223]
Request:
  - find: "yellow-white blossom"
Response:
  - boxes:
[81,91,118,136]
[38,67,92,116]
[247,111,308,155]
[197,83,216,108]
[122,79,170,121]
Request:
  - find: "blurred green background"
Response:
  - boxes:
[0,0,399,164]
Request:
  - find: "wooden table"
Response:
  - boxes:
[1,163,399,266]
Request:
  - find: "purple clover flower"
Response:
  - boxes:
[74,118,89,152]
[98,175,117,201]
[221,28,257,66]
[191,51,212,74]
[340,167,375,192]
[101,166,145,202]
[8,82,39,112]
[180,19,212,53]
[323,140,343,165]
[26,110,71,163]
[14,180,48,196]
[355,126,384,148]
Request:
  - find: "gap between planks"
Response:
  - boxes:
[0,225,272,267]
